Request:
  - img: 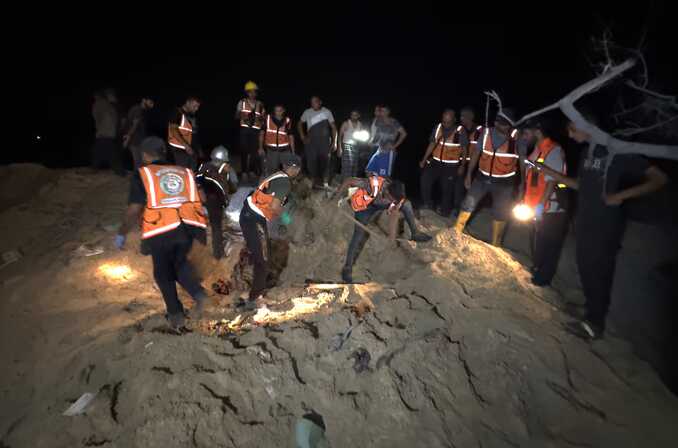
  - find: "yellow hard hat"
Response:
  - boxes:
[244,81,259,92]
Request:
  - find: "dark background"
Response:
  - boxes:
[11,2,676,201]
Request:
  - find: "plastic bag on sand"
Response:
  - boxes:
[63,392,97,416]
[295,417,328,448]
[73,244,104,257]
[225,186,255,227]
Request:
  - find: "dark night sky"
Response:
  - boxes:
[13,1,675,185]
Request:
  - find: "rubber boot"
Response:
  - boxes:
[454,211,472,234]
[491,220,507,247]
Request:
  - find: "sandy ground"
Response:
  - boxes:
[1,164,677,448]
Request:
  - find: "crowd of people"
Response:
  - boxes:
[97,80,669,342]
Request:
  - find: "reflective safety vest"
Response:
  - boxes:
[466,125,484,161]
[240,99,264,130]
[523,138,567,209]
[351,175,386,212]
[247,172,290,221]
[139,165,207,239]
[478,128,519,178]
[264,115,292,148]
[432,124,464,163]
[168,112,193,150]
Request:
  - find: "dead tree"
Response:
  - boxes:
[483,33,678,163]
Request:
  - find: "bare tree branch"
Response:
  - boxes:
[613,115,678,138]
[625,80,677,104]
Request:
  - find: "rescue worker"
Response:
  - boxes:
[338,110,365,180]
[334,175,432,283]
[456,107,483,214]
[298,96,338,188]
[196,146,238,260]
[239,153,302,309]
[115,137,209,329]
[520,121,568,286]
[259,104,296,176]
[536,115,668,340]
[419,109,468,216]
[454,108,526,246]
[236,81,266,182]
[168,96,201,170]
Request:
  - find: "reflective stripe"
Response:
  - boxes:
[218,163,225,174]
[142,222,182,238]
[482,149,519,158]
[204,176,225,195]
[511,129,518,138]
[246,196,266,218]
[182,219,207,228]
[558,184,567,188]
[178,126,192,132]
[479,169,516,178]
[537,158,545,163]
[186,168,197,203]
[432,157,459,164]
[470,140,478,144]
[169,142,186,149]
[442,142,460,147]
[370,176,380,197]
[142,167,157,207]
[268,142,290,148]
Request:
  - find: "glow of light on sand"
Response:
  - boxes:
[512,204,535,222]
[252,292,336,325]
[98,263,134,282]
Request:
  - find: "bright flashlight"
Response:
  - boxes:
[513,204,535,221]
[352,130,370,142]
[98,263,134,281]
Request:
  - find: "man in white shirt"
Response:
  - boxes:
[298,96,338,187]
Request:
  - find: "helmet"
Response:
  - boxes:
[244,81,259,92]
[211,145,229,163]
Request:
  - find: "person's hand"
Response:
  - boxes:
[257,148,265,157]
[464,176,472,190]
[535,203,545,220]
[419,159,427,169]
[114,234,126,250]
[603,192,624,206]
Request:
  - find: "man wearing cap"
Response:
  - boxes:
[196,146,239,259]
[115,136,209,330]
[236,81,266,182]
[239,153,301,309]
[454,108,527,247]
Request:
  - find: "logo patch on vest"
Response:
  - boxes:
[159,173,185,196]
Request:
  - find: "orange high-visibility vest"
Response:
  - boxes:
[167,111,193,150]
[465,125,484,161]
[523,138,567,208]
[246,172,290,221]
[264,115,292,148]
[240,99,264,130]
[431,124,464,163]
[139,165,207,239]
[478,128,519,178]
[351,175,386,212]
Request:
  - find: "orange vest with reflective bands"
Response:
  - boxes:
[466,125,484,161]
[168,111,193,150]
[264,115,292,148]
[139,165,207,239]
[240,99,264,129]
[478,128,520,178]
[432,124,464,163]
[351,176,386,212]
[247,172,290,221]
[523,138,567,208]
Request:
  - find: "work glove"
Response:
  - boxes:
[280,211,292,226]
[114,234,126,250]
[534,204,545,220]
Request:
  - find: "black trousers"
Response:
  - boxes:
[531,212,569,285]
[344,201,418,270]
[239,201,270,300]
[420,160,459,212]
[92,138,125,175]
[575,219,623,330]
[305,138,331,184]
[461,175,515,221]
[148,229,205,316]
[206,193,226,259]
[240,128,262,176]
[264,147,292,176]
[170,148,197,171]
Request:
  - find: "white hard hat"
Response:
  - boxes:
[211,145,229,163]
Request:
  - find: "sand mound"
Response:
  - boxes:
[1,167,677,448]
